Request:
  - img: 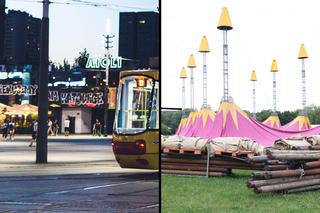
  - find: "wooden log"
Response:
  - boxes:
[302,160,320,169]
[161,157,206,164]
[161,163,228,172]
[287,184,320,193]
[161,169,229,177]
[246,174,320,188]
[268,153,320,160]
[252,168,320,180]
[247,155,268,163]
[264,165,289,171]
[255,178,320,193]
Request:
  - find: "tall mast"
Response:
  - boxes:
[179,67,188,110]
[270,59,279,114]
[187,54,196,109]
[199,36,210,108]
[250,70,257,119]
[217,7,233,102]
[298,43,308,115]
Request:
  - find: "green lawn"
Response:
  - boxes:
[162,170,320,213]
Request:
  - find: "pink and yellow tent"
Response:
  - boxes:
[282,115,311,131]
[177,101,320,147]
[263,114,281,128]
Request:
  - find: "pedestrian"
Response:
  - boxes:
[1,120,8,141]
[92,122,96,136]
[47,119,54,136]
[53,120,59,136]
[8,119,15,141]
[94,119,101,136]
[29,120,38,147]
[64,117,70,136]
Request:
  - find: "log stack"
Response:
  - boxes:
[161,151,264,177]
[247,149,320,193]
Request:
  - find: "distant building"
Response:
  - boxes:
[4,10,41,65]
[119,11,159,69]
[0,0,5,63]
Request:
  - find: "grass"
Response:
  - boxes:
[162,170,320,213]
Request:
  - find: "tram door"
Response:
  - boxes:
[69,116,76,134]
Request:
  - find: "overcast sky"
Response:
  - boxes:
[162,0,320,113]
[7,0,158,64]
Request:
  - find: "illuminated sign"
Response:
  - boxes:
[0,84,38,96]
[48,91,104,107]
[108,87,116,109]
[85,56,122,69]
[0,72,25,79]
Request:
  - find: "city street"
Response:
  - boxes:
[0,136,159,212]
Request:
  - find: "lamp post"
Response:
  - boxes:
[102,34,114,135]
[36,0,50,163]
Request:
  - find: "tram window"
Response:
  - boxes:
[150,81,159,129]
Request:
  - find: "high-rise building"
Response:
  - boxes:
[4,10,41,65]
[0,0,5,63]
[119,11,159,69]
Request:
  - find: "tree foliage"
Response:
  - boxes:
[75,48,90,68]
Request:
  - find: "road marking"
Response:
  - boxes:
[125,203,159,213]
[0,201,51,206]
[49,180,141,194]
[83,181,139,190]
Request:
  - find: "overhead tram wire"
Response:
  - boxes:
[11,0,156,11]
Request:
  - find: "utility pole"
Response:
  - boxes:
[36,0,50,163]
[103,34,114,135]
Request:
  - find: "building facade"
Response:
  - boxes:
[4,10,41,65]
[119,11,159,69]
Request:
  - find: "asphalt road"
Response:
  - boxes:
[0,136,159,212]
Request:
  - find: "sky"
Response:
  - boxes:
[7,0,158,64]
[162,0,320,113]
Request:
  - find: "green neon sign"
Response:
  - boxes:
[85,56,122,69]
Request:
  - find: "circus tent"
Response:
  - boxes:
[281,115,311,131]
[177,101,320,147]
[263,114,281,128]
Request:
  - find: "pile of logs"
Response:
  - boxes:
[161,151,264,177]
[247,148,320,193]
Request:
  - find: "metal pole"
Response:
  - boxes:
[190,67,194,109]
[202,53,207,108]
[301,58,306,115]
[103,35,114,135]
[182,79,185,110]
[223,30,229,102]
[253,81,256,119]
[273,72,277,113]
[36,0,49,163]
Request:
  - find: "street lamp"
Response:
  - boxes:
[36,0,50,163]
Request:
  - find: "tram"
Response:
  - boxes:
[112,69,159,169]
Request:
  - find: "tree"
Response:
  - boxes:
[63,58,70,70]
[75,48,90,68]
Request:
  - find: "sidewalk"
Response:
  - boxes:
[0,136,138,177]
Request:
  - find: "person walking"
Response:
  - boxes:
[64,117,70,136]
[1,120,8,141]
[53,120,59,136]
[47,119,54,136]
[29,120,38,147]
[94,119,101,136]
[8,119,15,141]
